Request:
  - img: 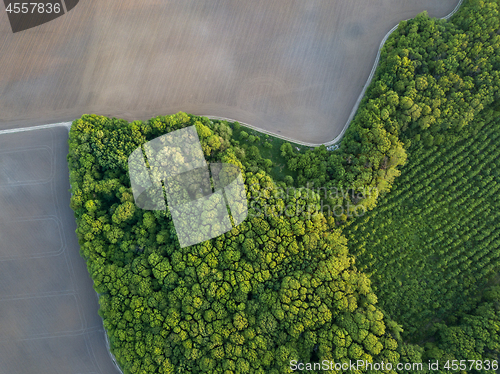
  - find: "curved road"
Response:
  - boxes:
[0,0,461,143]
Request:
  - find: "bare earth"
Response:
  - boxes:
[0,0,459,143]
[0,127,121,374]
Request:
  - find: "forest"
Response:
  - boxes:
[68,0,500,372]
[68,113,407,373]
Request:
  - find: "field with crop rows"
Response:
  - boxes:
[346,116,500,341]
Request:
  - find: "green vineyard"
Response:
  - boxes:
[346,114,500,360]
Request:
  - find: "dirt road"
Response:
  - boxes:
[0,0,460,143]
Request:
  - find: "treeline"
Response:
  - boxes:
[279,0,500,220]
[338,0,500,368]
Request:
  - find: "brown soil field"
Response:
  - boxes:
[0,126,121,374]
[0,0,459,143]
